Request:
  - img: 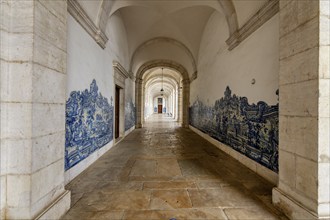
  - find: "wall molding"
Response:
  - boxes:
[226,0,279,50]
[67,0,108,49]
[113,61,133,80]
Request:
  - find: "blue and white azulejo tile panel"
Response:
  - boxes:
[190,86,279,172]
[65,79,114,170]
[125,99,136,131]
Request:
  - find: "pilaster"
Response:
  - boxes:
[0,1,70,219]
[273,1,330,219]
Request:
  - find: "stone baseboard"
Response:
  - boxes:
[272,187,319,220]
[125,126,135,136]
[35,190,71,220]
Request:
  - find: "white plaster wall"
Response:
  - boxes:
[67,15,113,99]
[66,13,131,183]
[190,11,279,179]
[106,11,130,69]
[233,0,268,27]
[191,12,279,106]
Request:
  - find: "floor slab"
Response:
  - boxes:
[62,114,286,220]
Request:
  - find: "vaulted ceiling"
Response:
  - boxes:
[76,0,268,77]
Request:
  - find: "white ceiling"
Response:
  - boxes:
[77,0,267,77]
[144,67,182,98]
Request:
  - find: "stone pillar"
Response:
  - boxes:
[273,1,330,219]
[0,1,70,219]
[181,79,190,128]
[177,85,182,124]
[135,78,143,128]
[175,88,178,120]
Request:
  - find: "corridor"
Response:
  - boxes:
[62,115,285,219]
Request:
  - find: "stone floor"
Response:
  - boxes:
[62,114,286,220]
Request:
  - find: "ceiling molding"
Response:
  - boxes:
[67,0,109,49]
[226,0,279,51]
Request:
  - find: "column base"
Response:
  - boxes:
[272,187,322,220]
[35,190,71,220]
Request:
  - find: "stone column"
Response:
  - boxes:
[0,1,70,219]
[177,85,182,124]
[273,1,330,219]
[135,78,143,128]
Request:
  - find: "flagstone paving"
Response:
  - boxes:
[62,115,286,220]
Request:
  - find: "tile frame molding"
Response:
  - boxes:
[226,0,279,50]
[67,0,109,49]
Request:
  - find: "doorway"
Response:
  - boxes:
[158,97,163,114]
[115,86,120,139]
[158,105,162,113]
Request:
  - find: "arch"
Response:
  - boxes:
[146,79,178,97]
[97,0,114,33]
[130,37,197,78]
[136,59,190,81]
[135,60,190,128]
[217,0,238,36]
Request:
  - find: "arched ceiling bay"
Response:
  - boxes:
[117,5,215,57]
[143,67,182,84]
[144,67,181,98]
[75,0,270,78]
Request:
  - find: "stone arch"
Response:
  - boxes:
[130,37,197,79]
[97,0,114,33]
[135,60,190,128]
[217,0,238,36]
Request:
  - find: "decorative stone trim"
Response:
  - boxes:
[67,0,108,49]
[113,61,132,79]
[136,59,190,81]
[226,0,279,50]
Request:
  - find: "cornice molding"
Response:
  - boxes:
[113,61,133,80]
[226,0,279,50]
[67,0,108,49]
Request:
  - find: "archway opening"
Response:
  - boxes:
[135,60,190,128]
[143,67,182,123]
